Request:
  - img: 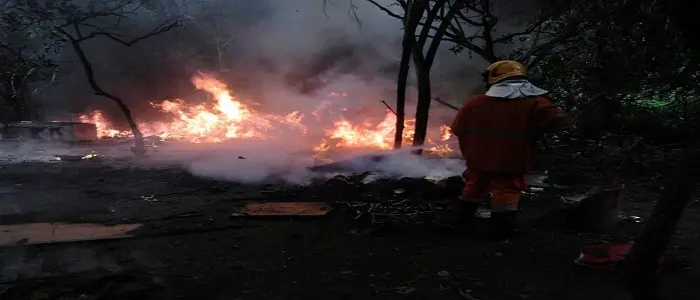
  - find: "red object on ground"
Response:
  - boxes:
[574,242,667,271]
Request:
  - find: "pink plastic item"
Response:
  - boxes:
[574,242,666,272]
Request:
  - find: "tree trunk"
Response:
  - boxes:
[395,36,411,149]
[410,0,458,154]
[68,38,146,156]
[480,0,496,62]
[395,1,426,149]
[411,70,432,152]
[624,140,700,300]
[0,79,14,123]
[0,75,32,123]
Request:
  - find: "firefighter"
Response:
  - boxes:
[449,60,574,241]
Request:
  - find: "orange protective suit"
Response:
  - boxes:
[450,94,574,212]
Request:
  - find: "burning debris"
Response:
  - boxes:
[73,72,456,161]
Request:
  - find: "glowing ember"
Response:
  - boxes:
[76,72,455,158]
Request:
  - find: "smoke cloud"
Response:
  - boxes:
[25,0,540,183]
[38,0,482,120]
[144,139,464,185]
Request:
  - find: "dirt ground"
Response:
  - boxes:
[0,156,699,300]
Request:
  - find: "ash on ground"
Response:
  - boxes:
[311,173,465,226]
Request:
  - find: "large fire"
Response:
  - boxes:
[78,73,455,158]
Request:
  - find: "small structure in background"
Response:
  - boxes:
[0,121,97,142]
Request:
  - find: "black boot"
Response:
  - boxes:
[454,201,479,227]
[440,200,478,233]
[488,211,518,241]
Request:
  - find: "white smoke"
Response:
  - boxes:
[161,0,469,183]
[25,0,542,184]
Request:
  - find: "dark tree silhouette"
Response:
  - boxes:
[624,1,700,299]
[17,0,179,155]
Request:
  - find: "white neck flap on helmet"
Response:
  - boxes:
[485,79,548,99]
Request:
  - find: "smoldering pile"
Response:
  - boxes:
[305,153,466,226]
[312,172,464,226]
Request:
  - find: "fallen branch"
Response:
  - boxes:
[431,97,459,111]
[137,211,203,222]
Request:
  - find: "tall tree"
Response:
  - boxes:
[367,0,462,152]
[367,0,581,151]
[394,0,426,149]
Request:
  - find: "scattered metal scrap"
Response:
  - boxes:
[620,213,643,223]
[315,171,636,230]
[336,197,444,225]
[54,152,99,162]
[141,194,158,202]
[323,174,459,225]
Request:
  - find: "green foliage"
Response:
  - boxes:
[0,2,61,78]
[0,1,65,121]
[524,1,700,137]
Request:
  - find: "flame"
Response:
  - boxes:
[79,110,127,138]
[81,73,306,143]
[77,72,455,158]
[317,112,412,150]
[314,113,453,157]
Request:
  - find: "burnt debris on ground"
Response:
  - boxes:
[311,172,463,226]
[0,148,698,299]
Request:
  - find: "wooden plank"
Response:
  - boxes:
[0,223,141,247]
[231,202,333,217]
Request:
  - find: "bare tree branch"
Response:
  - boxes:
[73,19,180,45]
[425,0,460,67]
[493,16,549,44]
[365,0,459,41]
[521,8,590,68]
[417,0,447,48]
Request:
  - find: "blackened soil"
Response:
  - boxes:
[0,160,699,300]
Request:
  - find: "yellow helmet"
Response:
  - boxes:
[483,60,528,85]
